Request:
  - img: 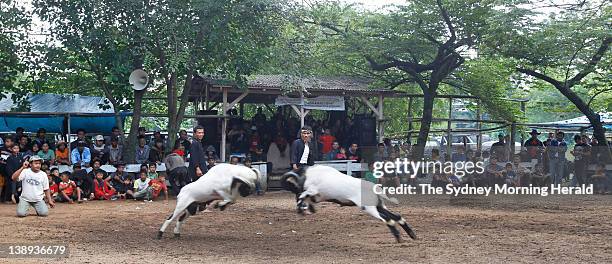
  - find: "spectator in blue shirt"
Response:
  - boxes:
[70,141,91,167]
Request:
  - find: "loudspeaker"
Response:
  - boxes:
[129,69,149,91]
[197,110,219,151]
[354,114,377,147]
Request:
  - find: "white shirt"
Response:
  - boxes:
[134,178,151,192]
[299,143,310,164]
[18,168,49,202]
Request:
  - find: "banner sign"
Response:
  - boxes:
[275,95,345,111]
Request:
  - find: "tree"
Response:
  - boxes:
[486,0,611,148]
[0,0,31,109]
[290,0,523,159]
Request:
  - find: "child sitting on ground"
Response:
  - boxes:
[49,168,62,185]
[133,170,152,201]
[93,170,116,200]
[57,172,82,203]
[111,163,134,199]
[149,174,168,203]
[48,174,59,200]
[147,163,159,180]
[503,163,518,187]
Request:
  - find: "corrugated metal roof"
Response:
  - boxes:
[0,93,113,113]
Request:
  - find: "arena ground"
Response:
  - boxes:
[1,192,611,263]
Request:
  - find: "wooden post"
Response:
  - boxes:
[221,87,228,162]
[447,97,452,160]
[476,100,482,151]
[378,94,384,143]
[66,114,71,164]
[510,122,517,158]
[407,97,413,143]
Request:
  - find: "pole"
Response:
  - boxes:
[221,87,228,162]
[447,97,453,160]
[378,95,384,143]
[407,97,413,143]
[67,114,71,164]
[476,100,482,151]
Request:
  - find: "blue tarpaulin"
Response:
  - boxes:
[0,93,128,134]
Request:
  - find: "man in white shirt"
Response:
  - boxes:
[12,155,55,217]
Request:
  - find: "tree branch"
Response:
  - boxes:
[566,36,611,87]
[587,88,612,108]
[436,0,456,47]
[516,68,562,87]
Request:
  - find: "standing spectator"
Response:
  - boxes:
[347,143,361,162]
[318,128,335,155]
[3,145,22,203]
[524,129,544,161]
[12,156,54,217]
[133,170,152,201]
[108,137,123,166]
[591,163,608,194]
[188,126,207,182]
[111,163,133,199]
[172,143,186,159]
[135,136,150,164]
[57,172,82,203]
[33,128,49,149]
[54,141,70,165]
[37,142,55,165]
[93,170,116,200]
[148,139,165,164]
[571,135,590,186]
[452,146,467,162]
[70,129,90,150]
[547,131,567,185]
[491,134,507,162]
[91,135,109,164]
[71,141,92,167]
[164,152,187,195]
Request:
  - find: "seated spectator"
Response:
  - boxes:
[108,137,123,166]
[38,142,55,165]
[486,157,504,186]
[175,130,192,155]
[591,163,608,194]
[229,156,240,165]
[149,131,166,149]
[448,172,461,187]
[149,174,168,202]
[147,163,159,179]
[57,172,82,203]
[335,147,347,160]
[25,144,40,158]
[347,143,361,162]
[206,157,216,170]
[172,143,186,158]
[48,174,59,201]
[325,141,340,161]
[91,135,109,164]
[105,126,123,146]
[148,139,165,164]
[49,168,62,185]
[511,155,530,186]
[55,141,70,165]
[87,159,109,182]
[373,143,388,162]
[33,128,49,149]
[530,162,550,186]
[93,170,116,200]
[111,163,133,199]
[17,135,29,155]
[70,163,93,200]
[133,170,152,201]
[71,141,92,167]
[502,163,518,187]
[135,136,150,164]
[452,146,467,162]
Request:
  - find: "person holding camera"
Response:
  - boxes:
[11,155,55,217]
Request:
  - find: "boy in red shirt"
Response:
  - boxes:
[318,128,336,154]
[93,170,116,200]
[48,174,59,200]
[57,172,82,203]
[149,174,168,203]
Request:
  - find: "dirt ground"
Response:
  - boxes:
[1,192,611,264]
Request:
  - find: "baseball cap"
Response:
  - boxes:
[29,155,43,162]
[95,135,104,141]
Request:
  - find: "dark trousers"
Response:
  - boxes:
[168,167,188,195]
[1,175,13,202]
[574,160,587,185]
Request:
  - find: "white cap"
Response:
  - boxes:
[95,135,104,141]
[29,155,43,162]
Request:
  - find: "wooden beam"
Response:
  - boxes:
[359,96,381,117]
[221,88,228,162]
[225,91,249,112]
[378,95,385,142]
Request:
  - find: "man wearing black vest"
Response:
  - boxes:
[290,126,315,173]
[188,126,207,183]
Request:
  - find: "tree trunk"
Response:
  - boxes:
[413,89,436,161]
[124,89,145,163]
